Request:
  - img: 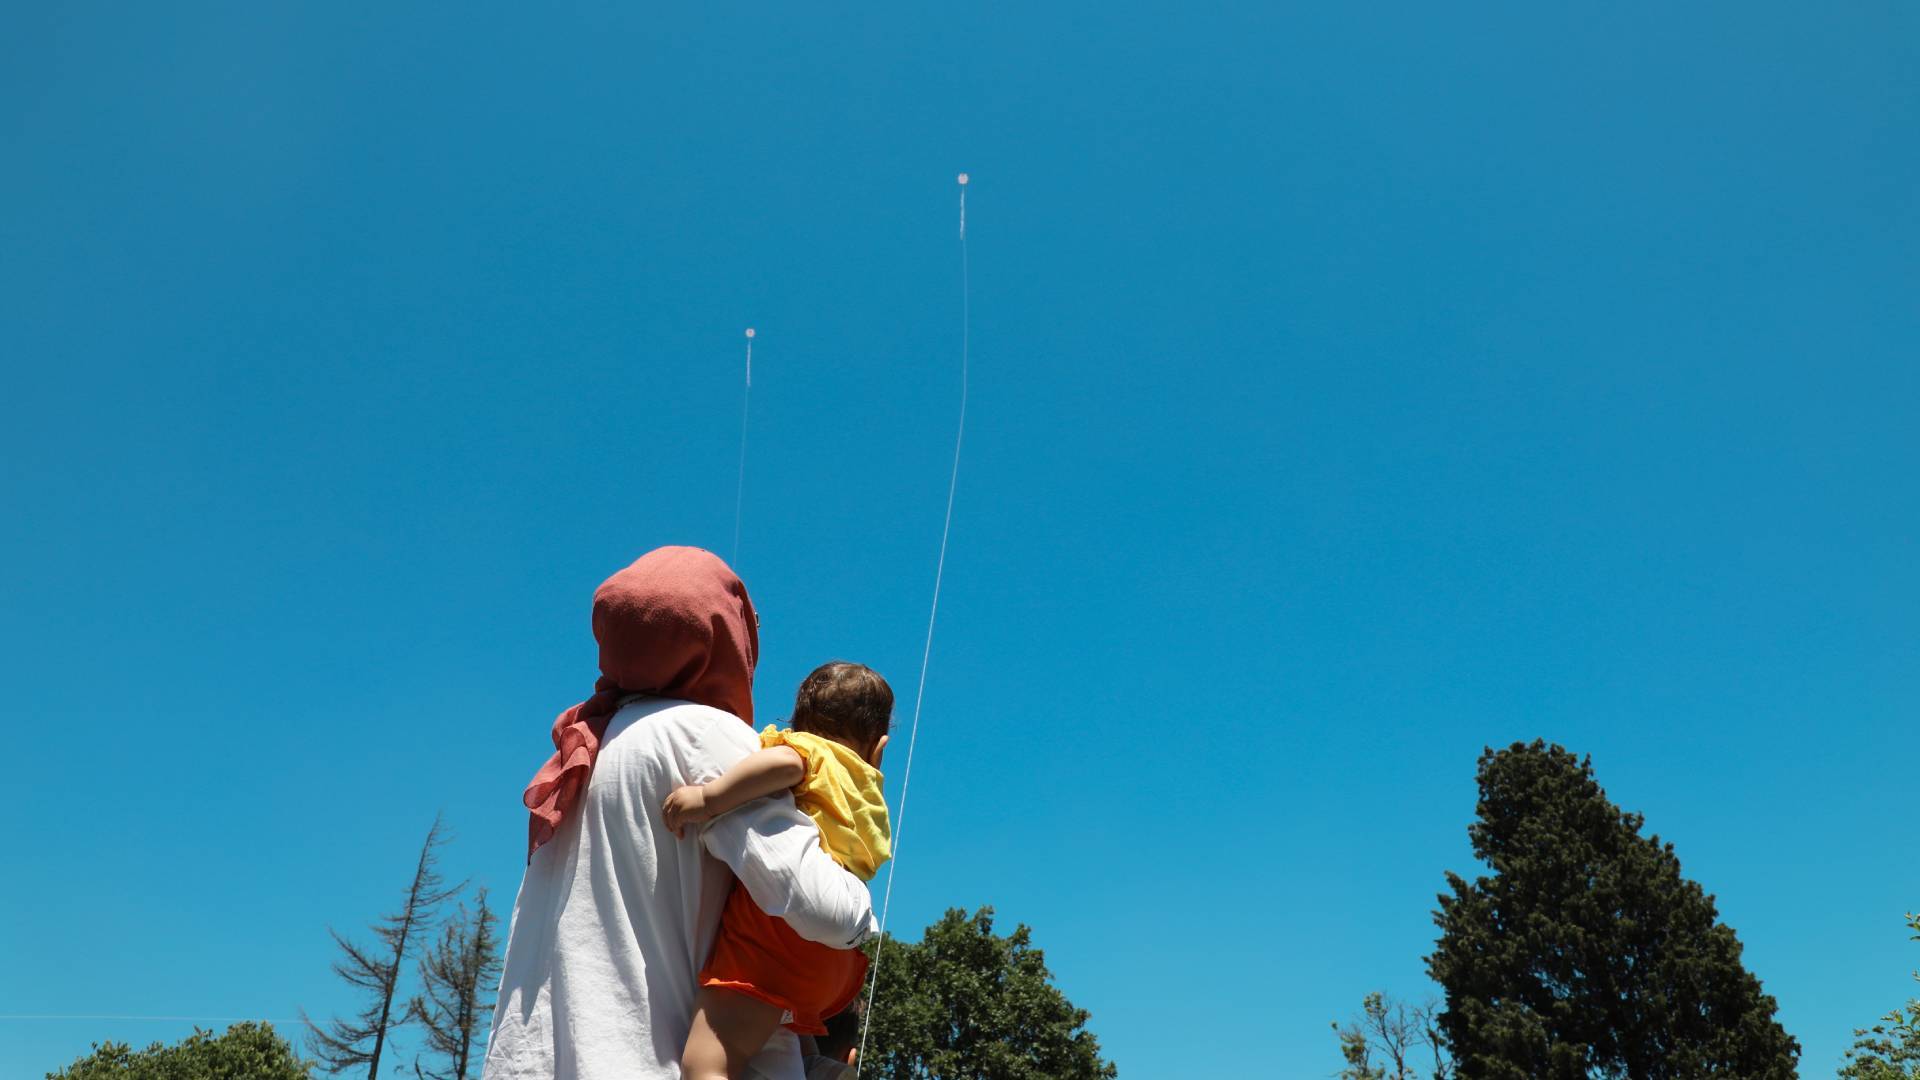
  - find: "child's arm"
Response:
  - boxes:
[662,745,807,837]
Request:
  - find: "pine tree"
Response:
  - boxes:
[303,815,463,1079]
[407,888,503,1080]
[1427,741,1798,1078]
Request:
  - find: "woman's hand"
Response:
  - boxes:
[661,784,713,837]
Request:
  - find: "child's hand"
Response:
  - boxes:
[661,784,713,838]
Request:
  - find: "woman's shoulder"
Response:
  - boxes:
[604,696,751,738]
[599,697,759,778]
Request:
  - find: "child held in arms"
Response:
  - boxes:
[661,661,894,1080]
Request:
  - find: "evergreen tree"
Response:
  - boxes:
[1838,912,1920,1079]
[48,1022,311,1080]
[407,888,503,1080]
[1427,741,1798,1078]
[859,906,1116,1080]
[302,815,463,1079]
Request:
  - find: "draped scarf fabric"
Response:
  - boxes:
[523,546,759,860]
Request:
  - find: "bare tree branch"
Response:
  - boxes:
[305,813,460,1079]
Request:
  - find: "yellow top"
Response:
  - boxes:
[760,725,891,882]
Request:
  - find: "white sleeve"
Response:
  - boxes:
[695,715,878,949]
[803,1056,856,1080]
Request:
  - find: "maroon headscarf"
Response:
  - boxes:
[523,546,759,860]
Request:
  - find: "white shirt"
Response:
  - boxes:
[802,1057,856,1080]
[482,697,877,1080]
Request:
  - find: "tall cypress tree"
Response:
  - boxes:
[1427,741,1797,1079]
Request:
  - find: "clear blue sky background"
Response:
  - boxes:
[3,3,1916,1076]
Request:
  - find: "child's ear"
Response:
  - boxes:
[868,734,890,767]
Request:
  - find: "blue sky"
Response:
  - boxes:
[3,2,1916,1076]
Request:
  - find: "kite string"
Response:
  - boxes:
[856,174,969,1074]
[732,329,754,563]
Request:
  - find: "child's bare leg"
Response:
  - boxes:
[682,986,787,1080]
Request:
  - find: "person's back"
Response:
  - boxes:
[487,696,867,1080]
[486,697,728,1077]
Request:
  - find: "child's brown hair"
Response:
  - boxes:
[790,661,893,754]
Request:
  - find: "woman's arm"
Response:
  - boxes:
[689,712,875,949]
[704,799,876,949]
[662,744,806,836]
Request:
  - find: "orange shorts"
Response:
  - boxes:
[699,882,869,1036]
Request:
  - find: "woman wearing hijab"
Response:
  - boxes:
[483,547,876,1080]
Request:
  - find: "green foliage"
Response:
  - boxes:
[1334,992,1451,1080]
[48,1022,312,1080]
[859,906,1117,1080]
[1839,913,1920,1079]
[1427,741,1799,1078]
